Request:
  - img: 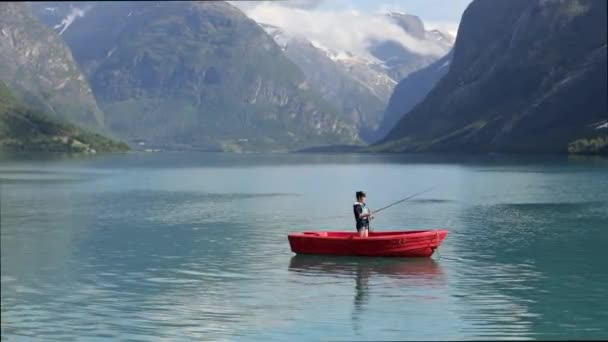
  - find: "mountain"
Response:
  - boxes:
[257,13,454,142]
[376,0,607,155]
[259,11,454,88]
[30,1,360,152]
[247,9,453,101]
[0,2,104,129]
[375,50,452,142]
[369,12,454,82]
[0,81,128,153]
[261,24,387,142]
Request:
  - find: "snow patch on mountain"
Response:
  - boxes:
[259,22,396,101]
[594,120,608,130]
[53,7,86,35]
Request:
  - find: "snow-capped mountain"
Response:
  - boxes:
[261,23,389,141]
[31,2,454,143]
[259,12,453,96]
[426,29,456,49]
[258,12,454,141]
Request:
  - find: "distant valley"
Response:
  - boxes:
[1,0,605,154]
[20,1,452,151]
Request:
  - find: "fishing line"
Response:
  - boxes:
[314,188,436,222]
[372,187,435,215]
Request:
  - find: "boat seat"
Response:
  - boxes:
[303,232,327,237]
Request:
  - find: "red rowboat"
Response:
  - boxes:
[288,229,448,257]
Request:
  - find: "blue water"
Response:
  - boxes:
[1,152,607,340]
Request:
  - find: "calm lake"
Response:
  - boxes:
[1,152,607,340]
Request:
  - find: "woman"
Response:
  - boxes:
[353,191,374,237]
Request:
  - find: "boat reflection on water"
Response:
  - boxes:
[288,256,446,335]
[288,255,444,278]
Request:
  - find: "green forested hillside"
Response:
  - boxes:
[0,81,129,153]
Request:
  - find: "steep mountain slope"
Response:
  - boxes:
[0,81,128,153]
[375,50,452,142]
[262,24,386,142]
[258,13,454,142]
[0,2,104,129]
[31,1,359,152]
[263,11,454,91]
[377,0,607,154]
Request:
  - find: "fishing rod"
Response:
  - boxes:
[310,188,435,222]
[367,187,434,233]
[372,187,435,215]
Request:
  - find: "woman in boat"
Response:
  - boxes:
[353,191,374,237]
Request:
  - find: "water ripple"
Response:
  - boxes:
[2,154,608,340]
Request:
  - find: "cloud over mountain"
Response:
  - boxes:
[233,1,447,62]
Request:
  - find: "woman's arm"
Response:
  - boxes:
[361,211,374,219]
[356,205,373,219]
[354,204,363,219]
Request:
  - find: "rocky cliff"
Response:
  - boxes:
[0,2,105,129]
[377,0,607,154]
[32,1,360,152]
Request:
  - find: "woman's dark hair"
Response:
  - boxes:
[356,191,366,199]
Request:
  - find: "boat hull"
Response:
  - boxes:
[287,230,448,257]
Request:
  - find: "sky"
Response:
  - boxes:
[231,0,473,37]
[230,0,472,61]
[318,0,472,33]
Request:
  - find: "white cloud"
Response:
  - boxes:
[272,0,326,9]
[425,21,460,37]
[373,3,460,37]
[235,2,448,62]
[229,0,326,10]
[53,6,88,35]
